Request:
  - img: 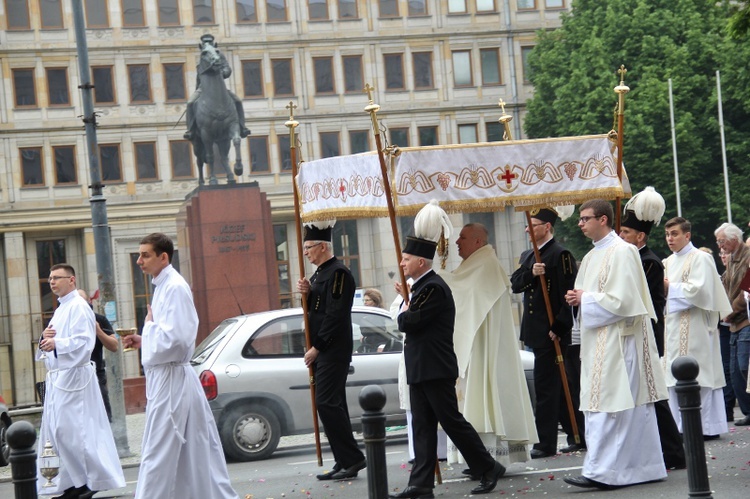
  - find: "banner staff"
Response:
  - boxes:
[613,65,630,231]
[286,101,323,466]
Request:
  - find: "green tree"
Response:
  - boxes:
[525,0,750,258]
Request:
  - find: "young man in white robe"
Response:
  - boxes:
[663,217,732,437]
[564,200,668,490]
[36,263,125,499]
[123,233,238,499]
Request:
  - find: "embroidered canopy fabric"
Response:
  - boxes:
[296,134,630,221]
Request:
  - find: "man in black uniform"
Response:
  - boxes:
[619,186,686,470]
[296,221,366,481]
[510,207,584,458]
[390,233,505,499]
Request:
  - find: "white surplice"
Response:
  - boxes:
[664,242,732,435]
[441,245,538,467]
[36,290,125,495]
[135,265,238,499]
[576,232,667,486]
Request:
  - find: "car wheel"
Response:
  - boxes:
[0,418,9,467]
[219,404,281,462]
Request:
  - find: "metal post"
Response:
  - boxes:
[359,385,388,499]
[8,421,38,499]
[70,0,129,455]
[716,70,731,223]
[672,356,713,498]
[668,78,682,217]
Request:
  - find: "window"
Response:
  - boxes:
[6,0,30,29]
[85,0,110,27]
[274,224,293,308]
[458,124,477,144]
[193,0,214,23]
[352,311,402,354]
[338,0,356,18]
[384,54,404,90]
[546,0,564,8]
[313,57,335,94]
[53,146,77,184]
[236,0,257,22]
[486,122,502,142]
[128,64,151,103]
[389,127,409,147]
[122,0,145,26]
[452,50,472,86]
[308,0,328,20]
[242,60,263,97]
[320,132,340,158]
[378,0,398,17]
[12,69,36,107]
[447,0,466,13]
[37,240,66,328]
[135,142,158,180]
[408,0,426,16]
[267,0,287,22]
[21,147,44,186]
[131,252,154,338]
[517,0,535,9]
[349,130,370,153]
[333,220,360,285]
[477,0,495,11]
[158,0,180,25]
[243,316,305,356]
[46,68,70,106]
[399,215,415,240]
[418,126,438,146]
[343,55,363,93]
[248,136,269,173]
[521,46,534,83]
[170,140,194,178]
[164,63,186,101]
[99,144,122,182]
[40,0,64,29]
[272,59,293,96]
[278,135,292,171]
[412,52,434,89]
[92,66,115,104]
[480,48,501,85]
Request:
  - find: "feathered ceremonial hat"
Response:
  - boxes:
[403,200,453,266]
[621,186,666,235]
[303,219,335,242]
[529,205,575,225]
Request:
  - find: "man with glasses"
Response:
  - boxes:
[714,222,750,426]
[296,221,366,481]
[36,264,124,499]
[563,200,668,490]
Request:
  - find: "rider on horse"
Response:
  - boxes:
[183,34,250,141]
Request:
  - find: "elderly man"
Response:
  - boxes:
[715,222,750,426]
[563,200,668,490]
[442,223,537,468]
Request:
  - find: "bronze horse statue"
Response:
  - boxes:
[191,43,244,185]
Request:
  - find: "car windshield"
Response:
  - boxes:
[192,318,240,364]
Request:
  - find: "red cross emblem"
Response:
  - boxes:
[499,166,517,188]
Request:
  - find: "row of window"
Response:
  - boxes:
[5,0,565,30]
[12,47,517,109]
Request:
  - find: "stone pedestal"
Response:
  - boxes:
[177,182,280,344]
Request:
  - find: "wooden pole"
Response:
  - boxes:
[614,65,630,232]
[286,101,323,467]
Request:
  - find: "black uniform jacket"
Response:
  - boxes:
[306,256,355,364]
[397,270,459,384]
[640,245,666,357]
[510,238,577,349]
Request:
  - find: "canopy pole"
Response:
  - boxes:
[614,65,630,232]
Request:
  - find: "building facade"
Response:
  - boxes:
[0,0,568,406]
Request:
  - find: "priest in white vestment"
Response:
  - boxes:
[564,200,668,490]
[124,233,238,499]
[36,264,125,499]
[441,223,538,467]
[664,217,732,436]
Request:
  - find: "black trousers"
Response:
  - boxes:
[563,344,586,446]
[314,361,365,468]
[409,379,494,489]
[654,399,685,467]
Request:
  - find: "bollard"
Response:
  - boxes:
[7,420,38,499]
[360,385,388,499]
[672,356,712,498]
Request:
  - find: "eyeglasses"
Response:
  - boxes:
[716,239,727,246]
[526,223,546,228]
[303,242,323,251]
[48,275,73,282]
[578,215,602,224]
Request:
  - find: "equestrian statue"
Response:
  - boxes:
[184,34,249,185]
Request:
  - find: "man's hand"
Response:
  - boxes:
[304,346,319,367]
[549,331,560,341]
[565,289,583,307]
[40,327,56,351]
[122,333,142,350]
[297,278,311,294]
[532,263,546,276]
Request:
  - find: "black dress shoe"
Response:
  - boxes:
[52,485,89,499]
[388,486,435,498]
[461,468,482,480]
[735,415,750,426]
[560,443,587,453]
[79,488,98,499]
[316,463,342,480]
[665,459,687,470]
[530,448,555,459]
[330,459,366,480]
[703,434,721,441]
[564,475,618,490]
[470,461,506,494]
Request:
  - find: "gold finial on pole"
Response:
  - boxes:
[498,98,514,141]
[285,101,299,131]
[364,84,381,132]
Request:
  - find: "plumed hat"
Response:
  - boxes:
[403,200,453,267]
[529,205,575,225]
[303,219,335,242]
[621,186,666,235]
